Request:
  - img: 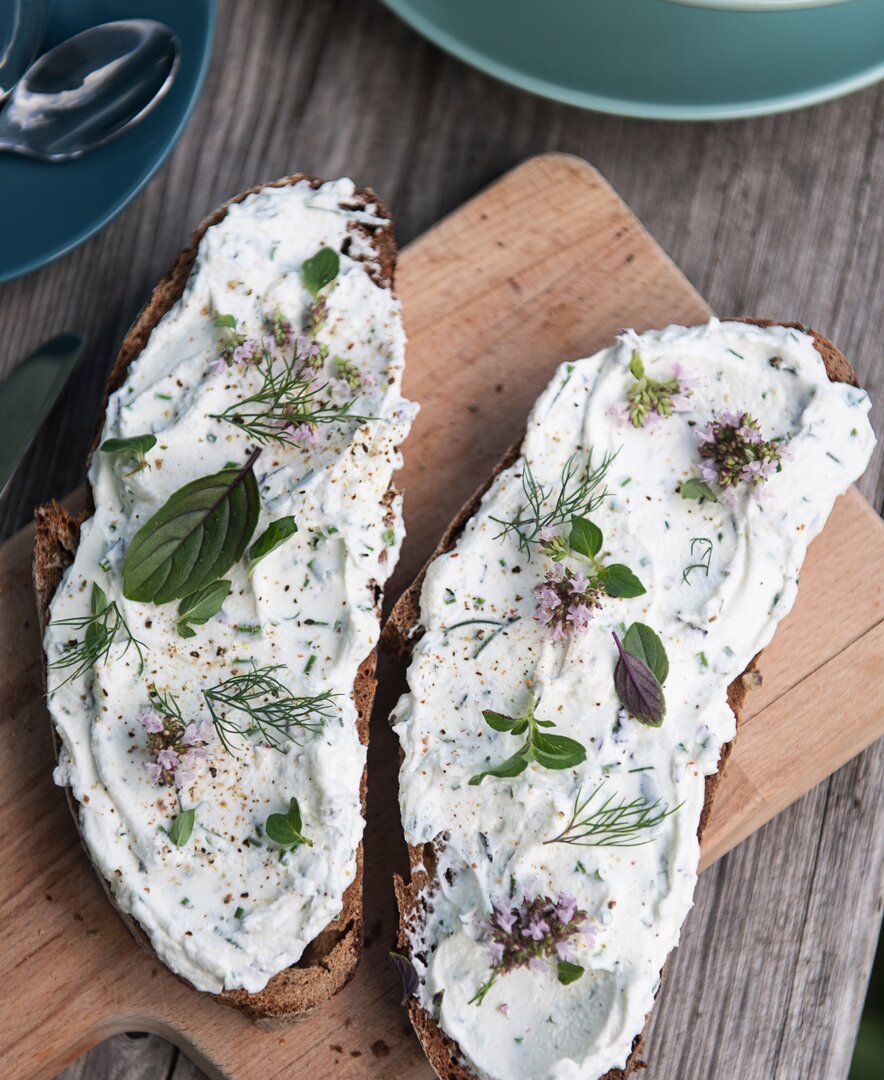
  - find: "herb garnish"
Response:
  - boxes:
[204,663,336,754]
[544,783,679,847]
[302,247,340,299]
[264,796,312,849]
[612,624,668,726]
[122,449,261,604]
[469,694,586,785]
[99,433,157,475]
[682,537,713,585]
[248,516,298,571]
[49,582,146,690]
[615,352,694,429]
[390,952,419,1004]
[175,579,232,638]
[491,450,616,556]
[168,807,196,847]
[680,478,718,504]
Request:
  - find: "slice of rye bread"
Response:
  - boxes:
[33,173,399,1024]
[381,320,858,1079]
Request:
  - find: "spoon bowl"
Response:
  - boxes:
[0,0,48,103]
[0,19,179,161]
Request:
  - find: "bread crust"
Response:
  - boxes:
[33,174,398,1022]
[382,320,858,1080]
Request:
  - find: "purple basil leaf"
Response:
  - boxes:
[390,951,419,1004]
[612,631,665,726]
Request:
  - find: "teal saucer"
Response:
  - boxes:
[381,0,884,120]
[0,0,214,283]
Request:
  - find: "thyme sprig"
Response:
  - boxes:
[682,537,713,585]
[204,662,337,754]
[210,348,369,446]
[544,783,680,847]
[49,582,146,691]
[491,450,617,557]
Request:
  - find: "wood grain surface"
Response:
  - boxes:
[0,2,876,1079]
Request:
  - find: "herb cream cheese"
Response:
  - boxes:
[45,177,414,994]
[392,320,874,1080]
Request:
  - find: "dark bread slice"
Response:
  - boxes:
[382,320,858,1078]
[33,174,398,1023]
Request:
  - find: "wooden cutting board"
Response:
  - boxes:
[1,154,881,1080]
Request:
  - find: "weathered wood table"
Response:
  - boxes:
[0,2,878,1078]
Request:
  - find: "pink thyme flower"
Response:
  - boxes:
[139,709,164,735]
[231,340,257,365]
[609,400,631,425]
[156,747,180,771]
[535,564,603,641]
[209,357,227,376]
[326,377,353,407]
[556,895,578,923]
[284,422,320,449]
[695,411,788,494]
[497,1003,510,1018]
[555,939,576,962]
[143,692,212,787]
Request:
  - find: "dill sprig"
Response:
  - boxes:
[49,582,146,692]
[490,449,617,556]
[682,537,713,585]
[203,662,337,754]
[543,783,680,847]
[210,347,369,446]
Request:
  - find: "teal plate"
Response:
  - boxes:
[0,0,215,283]
[381,0,884,120]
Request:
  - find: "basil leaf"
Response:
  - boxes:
[390,951,419,1004]
[629,351,644,380]
[469,748,530,786]
[681,478,719,503]
[123,450,261,605]
[613,631,665,726]
[531,731,587,770]
[302,247,340,299]
[570,516,602,559]
[175,579,232,639]
[249,516,298,571]
[100,434,157,459]
[169,808,195,847]
[265,797,312,849]
[600,563,646,598]
[214,313,237,329]
[622,622,669,685]
[557,961,585,986]
[483,709,515,732]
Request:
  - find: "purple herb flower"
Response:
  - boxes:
[695,411,787,493]
[619,351,695,428]
[534,564,603,641]
[142,694,212,787]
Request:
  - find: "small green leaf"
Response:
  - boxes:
[622,623,669,685]
[469,749,530,786]
[175,579,232,638]
[557,961,585,986]
[214,313,237,329]
[600,564,646,598]
[510,718,530,735]
[249,516,298,571]
[569,516,602,559]
[169,808,196,847]
[681,478,719,503]
[483,710,515,732]
[100,434,157,461]
[265,797,313,849]
[629,352,644,380]
[532,731,587,770]
[302,247,340,299]
[123,450,261,605]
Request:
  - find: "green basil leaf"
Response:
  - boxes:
[483,710,515,732]
[169,808,195,847]
[622,622,669,685]
[629,351,644,380]
[302,247,340,299]
[175,579,232,638]
[123,450,261,605]
[249,516,298,571]
[557,961,585,986]
[600,564,646,598]
[532,731,587,771]
[265,797,312,849]
[214,313,237,329]
[100,434,157,459]
[469,748,530,786]
[681,478,719,503]
[570,516,602,559]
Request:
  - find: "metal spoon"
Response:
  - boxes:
[0,19,180,161]
[0,0,48,103]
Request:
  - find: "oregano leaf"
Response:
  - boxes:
[622,622,669,685]
[469,748,530,786]
[600,563,646,598]
[613,631,665,727]
[249,516,298,571]
[265,796,313,849]
[681,478,719,503]
[175,579,232,639]
[100,433,157,473]
[302,247,340,299]
[557,960,585,986]
[531,731,587,770]
[569,516,603,559]
[214,313,237,329]
[123,449,261,605]
[169,808,195,847]
[482,709,516,732]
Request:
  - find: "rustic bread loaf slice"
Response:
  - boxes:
[34,173,404,1022]
[383,320,864,1078]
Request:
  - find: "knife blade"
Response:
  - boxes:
[0,333,84,494]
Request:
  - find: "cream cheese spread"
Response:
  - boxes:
[45,177,414,994]
[392,320,874,1080]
